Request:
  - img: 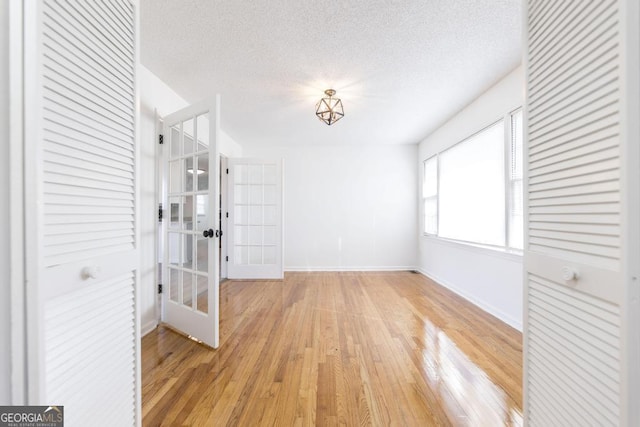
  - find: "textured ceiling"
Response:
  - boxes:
[140,0,522,147]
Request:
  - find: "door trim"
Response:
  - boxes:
[8,0,26,405]
[220,155,228,280]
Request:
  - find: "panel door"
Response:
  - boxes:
[23,0,140,425]
[162,98,220,348]
[227,158,283,279]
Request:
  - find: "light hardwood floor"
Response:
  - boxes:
[142,272,522,426]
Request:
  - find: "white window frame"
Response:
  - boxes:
[422,155,438,236]
[506,108,523,250]
[422,107,523,253]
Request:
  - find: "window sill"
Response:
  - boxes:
[421,234,523,262]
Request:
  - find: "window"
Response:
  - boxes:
[422,109,523,250]
[439,121,506,246]
[423,156,438,235]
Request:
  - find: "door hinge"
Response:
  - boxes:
[226,256,229,262]
[158,134,164,144]
[226,212,229,218]
[158,284,163,294]
[158,204,163,222]
[226,168,229,174]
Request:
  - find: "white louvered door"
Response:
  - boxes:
[24,0,140,425]
[524,0,639,425]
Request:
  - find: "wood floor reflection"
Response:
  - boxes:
[142,272,522,426]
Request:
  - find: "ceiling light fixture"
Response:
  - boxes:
[315,89,344,125]
[187,168,206,175]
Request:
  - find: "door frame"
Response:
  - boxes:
[220,155,228,280]
[8,0,26,405]
[155,111,163,327]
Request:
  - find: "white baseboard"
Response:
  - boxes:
[141,319,158,337]
[285,266,416,272]
[417,268,522,331]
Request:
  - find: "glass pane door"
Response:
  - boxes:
[162,97,219,348]
[167,117,211,314]
[227,158,283,279]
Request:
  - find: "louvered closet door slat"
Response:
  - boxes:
[526,0,622,267]
[44,161,134,187]
[529,228,619,247]
[44,274,136,427]
[528,275,622,423]
[44,141,134,171]
[44,171,133,195]
[91,1,134,41]
[44,185,133,207]
[529,191,620,207]
[44,150,133,178]
[44,100,134,149]
[528,1,617,81]
[44,119,133,162]
[36,0,138,425]
[42,41,134,114]
[45,2,134,75]
[43,192,134,208]
[529,103,620,151]
[529,145,619,177]
[529,84,619,136]
[528,202,619,215]
[110,0,134,17]
[44,127,134,161]
[528,1,602,56]
[43,85,134,134]
[530,221,620,235]
[42,25,134,97]
[528,113,619,154]
[42,55,134,121]
[528,181,619,202]
[73,1,134,56]
[42,10,134,93]
[529,169,619,193]
[525,0,625,425]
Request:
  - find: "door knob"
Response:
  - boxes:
[203,229,214,238]
[561,266,578,281]
[81,265,100,280]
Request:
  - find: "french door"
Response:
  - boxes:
[162,98,220,348]
[227,158,283,279]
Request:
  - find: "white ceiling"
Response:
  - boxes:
[140,0,522,148]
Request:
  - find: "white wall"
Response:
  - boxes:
[219,129,243,158]
[139,65,242,335]
[0,0,11,404]
[243,145,418,270]
[418,65,524,330]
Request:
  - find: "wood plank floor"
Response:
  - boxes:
[142,272,522,426]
